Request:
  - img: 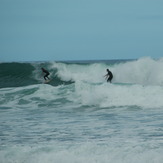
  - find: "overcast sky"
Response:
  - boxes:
[1,0,163,62]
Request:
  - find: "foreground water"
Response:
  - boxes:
[0,57,163,163]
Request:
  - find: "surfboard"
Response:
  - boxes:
[44,80,51,84]
[112,82,133,86]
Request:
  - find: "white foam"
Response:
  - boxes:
[74,81,163,108]
[51,62,107,83]
[1,79,163,109]
[1,142,163,163]
[0,84,60,109]
[51,57,163,86]
[113,57,163,86]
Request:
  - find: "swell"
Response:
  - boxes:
[0,62,74,88]
[0,62,37,88]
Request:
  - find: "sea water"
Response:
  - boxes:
[0,57,163,163]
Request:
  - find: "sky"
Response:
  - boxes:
[0,0,163,62]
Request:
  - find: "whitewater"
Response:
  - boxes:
[1,57,163,163]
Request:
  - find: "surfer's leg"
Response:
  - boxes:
[47,75,50,80]
[44,74,50,80]
[44,76,46,80]
[107,77,112,83]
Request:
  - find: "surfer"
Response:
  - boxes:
[104,69,113,83]
[41,68,50,81]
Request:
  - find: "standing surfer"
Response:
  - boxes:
[41,68,50,81]
[104,69,113,83]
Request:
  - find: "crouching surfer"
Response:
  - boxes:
[41,68,50,81]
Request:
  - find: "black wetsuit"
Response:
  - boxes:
[107,71,113,83]
[42,68,50,80]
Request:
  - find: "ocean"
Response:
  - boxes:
[0,57,163,163]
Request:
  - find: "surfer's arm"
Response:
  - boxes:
[104,74,108,80]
